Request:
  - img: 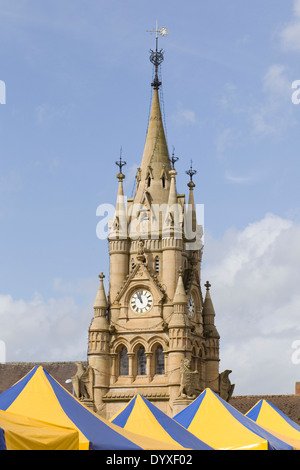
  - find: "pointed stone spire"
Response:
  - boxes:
[109,156,127,239]
[163,151,183,237]
[202,281,220,339]
[133,88,171,206]
[185,161,197,239]
[90,273,109,331]
[173,267,188,305]
[168,268,191,329]
[94,273,108,311]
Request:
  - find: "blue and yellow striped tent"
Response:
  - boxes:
[0,366,184,450]
[0,409,79,450]
[173,388,293,450]
[246,399,300,450]
[110,394,213,450]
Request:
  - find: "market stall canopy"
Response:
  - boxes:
[173,388,293,450]
[246,399,300,450]
[0,366,182,450]
[0,409,79,450]
[110,393,213,450]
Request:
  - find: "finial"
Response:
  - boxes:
[186,160,197,188]
[205,281,211,291]
[99,273,105,281]
[170,147,179,170]
[115,148,127,180]
[147,20,168,89]
[178,266,183,277]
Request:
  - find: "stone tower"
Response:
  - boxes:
[84,38,228,419]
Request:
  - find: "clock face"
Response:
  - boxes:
[130,289,153,314]
[188,295,195,317]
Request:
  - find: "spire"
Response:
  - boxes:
[109,153,127,239]
[168,268,190,329]
[167,150,179,205]
[202,281,220,339]
[139,88,170,180]
[90,273,109,332]
[173,268,188,305]
[163,152,182,237]
[94,273,108,311]
[133,25,170,206]
[185,161,197,237]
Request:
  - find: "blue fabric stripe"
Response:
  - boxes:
[43,369,142,450]
[111,396,137,428]
[213,391,292,450]
[139,395,212,450]
[0,366,39,411]
[265,400,300,433]
[173,390,207,429]
[246,400,263,422]
[0,428,6,450]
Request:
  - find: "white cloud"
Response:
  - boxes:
[171,106,197,127]
[224,170,257,185]
[215,128,239,159]
[251,64,296,136]
[0,291,92,362]
[203,213,300,395]
[281,0,300,51]
[0,171,22,194]
[36,103,72,125]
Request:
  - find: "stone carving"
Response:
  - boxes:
[136,238,146,263]
[72,362,94,401]
[219,369,235,402]
[177,358,200,399]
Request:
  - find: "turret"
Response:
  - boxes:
[202,281,220,392]
[88,273,110,416]
[168,268,191,405]
[162,165,184,300]
[108,159,129,305]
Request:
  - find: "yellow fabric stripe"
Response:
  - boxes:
[0,410,79,450]
[6,367,89,449]
[253,401,300,449]
[118,395,185,449]
[187,389,267,450]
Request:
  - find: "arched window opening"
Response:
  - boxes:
[155,345,165,375]
[162,175,165,188]
[119,346,129,376]
[147,176,151,187]
[131,259,136,271]
[137,346,147,375]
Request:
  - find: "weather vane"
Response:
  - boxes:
[115,147,127,178]
[147,20,168,89]
[186,160,197,183]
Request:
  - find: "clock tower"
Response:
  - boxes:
[86,29,225,419]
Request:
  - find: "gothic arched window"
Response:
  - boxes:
[155,345,165,375]
[119,346,129,376]
[137,346,147,375]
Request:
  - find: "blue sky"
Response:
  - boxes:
[0,0,300,395]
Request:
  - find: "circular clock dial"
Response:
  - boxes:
[131,289,153,314]
[188,295,195,317]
